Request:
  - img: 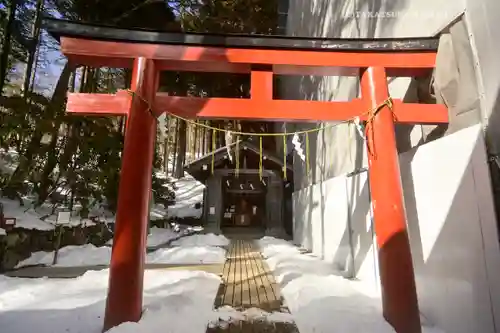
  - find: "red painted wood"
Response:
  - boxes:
[65,54,431,77]
[66,92,448,123]
[250,70,273,100]
[66,54,133,69]
[60,37,437,76]
[151,94,448,123]
[156,59,251,73]
[103,58,158,331]
[66,90,131,115]
[361,67,421,333]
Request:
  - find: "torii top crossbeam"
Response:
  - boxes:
[43,18,447,123]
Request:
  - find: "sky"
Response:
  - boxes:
[10,36,65,96]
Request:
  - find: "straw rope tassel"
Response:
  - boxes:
[283,132,287,180]
[235,136,240,178]
[348,121,353,165]
[305,132,310,175]
[259,136,263,181]
[211,128,216,175]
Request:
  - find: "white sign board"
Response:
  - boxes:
[209,207,216,215]
[57,211,71,225]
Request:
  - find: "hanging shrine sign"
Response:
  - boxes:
[44,17,448,333]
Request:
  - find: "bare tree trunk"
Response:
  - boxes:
[163,116,172,172]
[205,121,212,153]
[193,120,199,159]
[174,120,187,179]
[217,123,225,148]
[186,123,191,163]
[171,119,180,176]
[163,137,169,173]
[0,0,19,94]
[202,121,207,155]
[23,0,44,96]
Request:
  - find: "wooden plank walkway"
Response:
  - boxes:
[208,239,298,333]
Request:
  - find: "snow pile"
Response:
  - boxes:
[16,244,225,268]
[0,269,221,333]
[0,198,59,231]
[259,236,301,257]
[258,237,445,333]
[171,233,230,247]
[16,244,112,268]
[209,306,294,328]
[0,174,204,232]
[16,230,227,268]
[0,197,106,230]
[147,246,226,264]
[166,176,204,219]
[106,227,182,248]
[150,203,169,221]
[144,227,180,247]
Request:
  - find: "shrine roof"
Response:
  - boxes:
[42,17,439,52]
[184,139,292,182]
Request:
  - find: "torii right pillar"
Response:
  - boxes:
[361,66,421,333]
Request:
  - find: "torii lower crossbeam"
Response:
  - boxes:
[66,91,448,124]
[43,18,449,333]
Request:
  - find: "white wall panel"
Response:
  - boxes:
[345,171,379,290]
[292,125,500,332]
[285,0,466,187]
[400,124,500,333]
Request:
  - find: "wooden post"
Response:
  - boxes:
[103,58,158,331]
[360,66,421,333]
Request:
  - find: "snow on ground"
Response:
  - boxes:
[147,246,226,264]
[258,236,445,333]
[165,175,204,219]
[0,148,18,175]
[1,198,60,231]
[145,227,180,247]
[0,174,206,230]
[106,226,199,248]
[15,244,112,268]
[208,306,294,328]
[0,269,221,333]
[150,203,169,221]
[0,197,98,231]
[0,171,204,233]
[16,231,227,268]
[171,233,230,247]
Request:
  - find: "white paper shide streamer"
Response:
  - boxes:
[292,133,306,162]
[225,130,233,162]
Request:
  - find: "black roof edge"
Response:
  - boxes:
[42,17,439,52]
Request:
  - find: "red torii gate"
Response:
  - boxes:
[44,18,448,333]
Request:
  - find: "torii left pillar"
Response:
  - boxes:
[103,58,158,331]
